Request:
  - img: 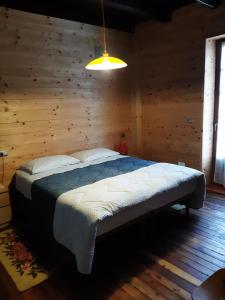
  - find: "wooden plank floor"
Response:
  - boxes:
[1,192,225,300]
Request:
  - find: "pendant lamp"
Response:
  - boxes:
[85,0,127,71]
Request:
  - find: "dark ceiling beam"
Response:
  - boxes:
[196,0,221,7]
[104,0,178,24]
[1,0,215,32]
[105,1,151,18]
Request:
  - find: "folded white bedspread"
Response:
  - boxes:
[53,162,205,274]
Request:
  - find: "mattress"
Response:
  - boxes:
[15,155,205,274]
[16,155,158,236]
[16,155,126,200]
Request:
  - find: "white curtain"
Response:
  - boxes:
[214,43,225,186]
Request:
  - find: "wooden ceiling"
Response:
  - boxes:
[0,0,221,31]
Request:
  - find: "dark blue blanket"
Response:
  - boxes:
[32,157,155,199]
[30,157,155,238]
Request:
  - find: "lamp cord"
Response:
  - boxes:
[101,0,107,53]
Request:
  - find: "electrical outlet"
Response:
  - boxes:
[0,150,8,157]
[178,161,186,166]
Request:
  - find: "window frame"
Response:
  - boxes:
[212,38,225,183]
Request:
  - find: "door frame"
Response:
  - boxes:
[211,38,225,183]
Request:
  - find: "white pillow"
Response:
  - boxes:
[70,148,119,163]
[20,155,80,175]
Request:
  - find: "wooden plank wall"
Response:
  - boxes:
[134,2,225,171]
[0,7,135,191]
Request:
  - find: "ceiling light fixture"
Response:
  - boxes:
[85,0,127,71]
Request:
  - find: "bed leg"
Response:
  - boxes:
[185,206,190,217]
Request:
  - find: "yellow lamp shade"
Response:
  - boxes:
[85,52,127,70]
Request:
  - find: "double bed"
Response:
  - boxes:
[10,149,206,274]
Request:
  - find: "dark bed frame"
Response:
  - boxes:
[97,198,190,241]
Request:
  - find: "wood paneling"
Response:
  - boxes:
[0,191,10,227]
[0,192,10,207]
[0,7,135,190]
[0,204,11,225]
[134,2,225,170]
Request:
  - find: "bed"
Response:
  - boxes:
[10,150,206,274]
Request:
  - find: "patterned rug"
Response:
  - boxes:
[0,228,49,292]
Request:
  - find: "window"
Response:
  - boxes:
[214,40,225,185]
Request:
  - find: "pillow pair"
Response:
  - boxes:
[20,155,80,175]
[20,148,119,175]
[70,147,119,163]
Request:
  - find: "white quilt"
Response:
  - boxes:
[53,162,205,274]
